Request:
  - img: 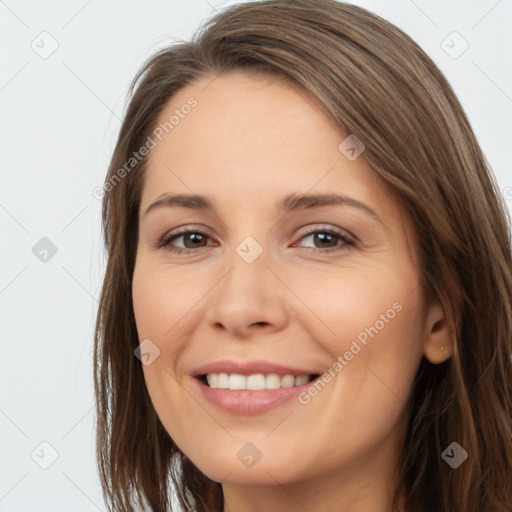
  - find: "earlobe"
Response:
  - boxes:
[422,302,453,364]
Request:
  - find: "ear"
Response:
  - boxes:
[422,300,453,364]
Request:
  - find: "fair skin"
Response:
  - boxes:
[132,71,452,512]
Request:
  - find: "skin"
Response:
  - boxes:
[132,71,452,512]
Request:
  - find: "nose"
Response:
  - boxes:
[205,247,289,339]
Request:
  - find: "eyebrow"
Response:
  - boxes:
[143,192,384,225]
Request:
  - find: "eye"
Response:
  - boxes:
[156,229,215,254]
[156,226,356,255]
[293,227,356,252]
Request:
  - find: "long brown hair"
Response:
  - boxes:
[93,1,512,510]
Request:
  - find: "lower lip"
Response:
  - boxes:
[193,377,314,415]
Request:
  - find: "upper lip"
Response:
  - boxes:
[191,359,320,377]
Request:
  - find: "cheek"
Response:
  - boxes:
[132,261,198,342]
[287,281,424,469]
[290,264,421,353]
[293,264,425,407]
[132,261,206,432]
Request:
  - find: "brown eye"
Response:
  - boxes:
[157,230,213,253]
[294,228,356,252]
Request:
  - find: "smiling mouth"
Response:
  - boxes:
[198,373,320,390]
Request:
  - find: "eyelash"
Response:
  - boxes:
[155,226,357,254]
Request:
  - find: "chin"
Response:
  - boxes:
[181,443,309,486]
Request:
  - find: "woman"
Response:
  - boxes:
[93,1,512,511]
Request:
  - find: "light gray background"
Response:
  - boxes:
[1,0,511,510]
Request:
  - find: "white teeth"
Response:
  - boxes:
[265,373,281,389]
[217,372,229,388]
[281,375,295,388]
[228,374,246,390]
[294,375,309,386]
[246,373,266,390]
[205,372,311,390]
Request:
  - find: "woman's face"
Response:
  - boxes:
[132,71,450,487]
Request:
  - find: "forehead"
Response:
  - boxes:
[164,72,340,156]
[143,71,384,200]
